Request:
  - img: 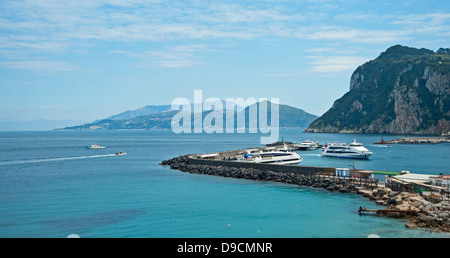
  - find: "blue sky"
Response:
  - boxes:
[0,0,449,124]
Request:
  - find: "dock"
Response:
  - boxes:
[358,207,418,216]
[374,136,450,145]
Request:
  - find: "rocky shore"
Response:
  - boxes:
[373,136,450,145]
[161,155,450,233]
[361,187,450,232]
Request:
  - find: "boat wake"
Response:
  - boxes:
[0,154,118,166]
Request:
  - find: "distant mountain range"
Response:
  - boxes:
[103,105,172,121]
[62,101,318,131]
[307,45,450,135]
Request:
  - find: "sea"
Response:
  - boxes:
[0,129,449,238]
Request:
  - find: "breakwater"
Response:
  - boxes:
[162,155,366,192]
[161,155,450,233]
[188,156,335,175]
[374,136,450,145]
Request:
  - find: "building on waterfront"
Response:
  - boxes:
[352,170,401,181]
[335,168,350,177]
[430,175,450,191]
[386,172,448,198]
[394,172,435,184]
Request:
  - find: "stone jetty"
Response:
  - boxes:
[374,136,450,145]
[161,155,450,233]
[161,155,360,192]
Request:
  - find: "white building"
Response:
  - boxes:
[394,173,434,184]
[335,168,350,177]
[430,175,450,190]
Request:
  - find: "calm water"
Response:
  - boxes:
[0,130,449,238]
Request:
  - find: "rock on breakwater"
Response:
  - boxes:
[361,187,450,232]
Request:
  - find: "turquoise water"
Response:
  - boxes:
[0,130,449,238]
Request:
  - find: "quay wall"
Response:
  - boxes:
[187,156,335,175]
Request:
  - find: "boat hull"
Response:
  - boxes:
[258,158,303,165]
[242,151,303,165]
[320,153,372,160]
[297,146,319,151]
[86,146,106,149]
[321,139,372,160]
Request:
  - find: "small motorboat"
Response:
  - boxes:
[115,152,126,156]
[86,144,106,149]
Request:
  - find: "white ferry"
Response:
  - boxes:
[297,140,320,151]
[241,146,303,165]
[321,139,372,159]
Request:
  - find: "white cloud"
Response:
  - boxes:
[125,44,212,68]
[392,13,450,36]
[1,0,449,71]
[0,59,78,71]
[393,13,450,26]
[40,105,70,110]
[307,56,369,73]
[303,26,406,44]
[0,1,442,45]
[304,47,362,55]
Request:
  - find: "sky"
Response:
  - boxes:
[0,0,449,125]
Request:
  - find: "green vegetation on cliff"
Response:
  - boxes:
[308,45,450,135]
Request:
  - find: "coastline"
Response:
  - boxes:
[374,136,450,145]
[161,155,450,234]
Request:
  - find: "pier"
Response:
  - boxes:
[374,136,450,145]
[358,207,418,216]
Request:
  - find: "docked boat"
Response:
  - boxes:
[241,147,303,165]
[297,140,320,151]
[115,152,126,156]
[86,144,106,149]
[321,139,372,159]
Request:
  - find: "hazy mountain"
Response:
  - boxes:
[63,102,318,130]
[104,105,172,120]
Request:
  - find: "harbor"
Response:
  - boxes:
[2,130,449,238]
[161,140,450,233]
[374,136,450,145]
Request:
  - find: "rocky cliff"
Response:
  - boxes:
[307,45,450,135]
